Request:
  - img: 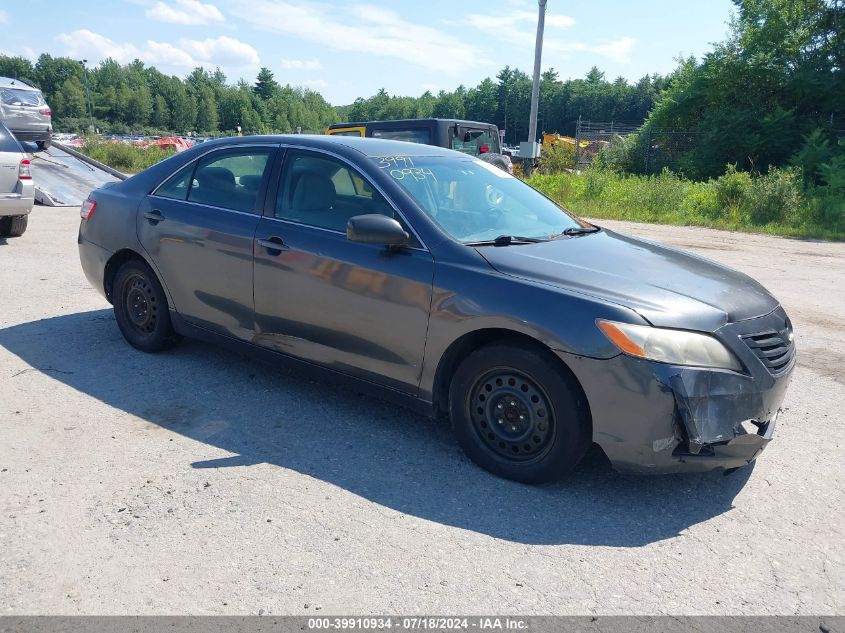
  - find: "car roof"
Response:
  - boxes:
[0,76,39,91]
[199,134,462,158]
[328,118,497,129]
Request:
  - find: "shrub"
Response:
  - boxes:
[743,166,804,225]
[539,142,576,174]
[525,162,841,240]
[714,165,752,213]
[80,139,175,173]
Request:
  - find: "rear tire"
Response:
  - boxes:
[0,215,28,237]
[112,259,181,352]
[36,140,51,151]
[449,342,591,484]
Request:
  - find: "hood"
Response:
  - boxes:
[477,229,778,331]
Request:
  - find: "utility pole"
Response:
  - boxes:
[78,60,95,134]
[524,0,547,176]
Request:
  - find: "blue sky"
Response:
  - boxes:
[0,0,735,104]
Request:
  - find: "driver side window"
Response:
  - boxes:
[275,151,418,246]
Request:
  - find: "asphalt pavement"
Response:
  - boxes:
[0,208,842,614]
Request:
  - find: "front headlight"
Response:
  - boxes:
[597,320,742,371]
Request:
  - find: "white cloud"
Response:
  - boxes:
[145,40,196,67]
[235,1,487,75]
[302,79,327,89]
[56,30,142,63]
[179,36,259,67]
[280,58,322,70]
[146,0,224,25]
[55,30,259,69]
[547,37,637,64]
[0,10,8,24]
[465,9,574,34]
[590,37,637,64]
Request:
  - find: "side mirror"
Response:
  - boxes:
[347,214,409,246]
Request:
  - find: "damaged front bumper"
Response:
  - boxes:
[560,306,795,474]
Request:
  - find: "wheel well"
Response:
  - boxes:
[103,249,147,303]
[432,329,592,432]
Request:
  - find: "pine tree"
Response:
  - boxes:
[253,67,279,101]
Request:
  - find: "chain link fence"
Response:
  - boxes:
[574,119,701,174]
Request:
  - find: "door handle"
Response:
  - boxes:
[143,210,165,224]
[257,237,289,253]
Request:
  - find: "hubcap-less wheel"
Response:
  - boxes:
[470,369,555,461]
[123,273,158,335]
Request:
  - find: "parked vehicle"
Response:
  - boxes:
[0,121,34,237]
[327,118,512,173]
[78,135,794,482]
[0,77,52,151]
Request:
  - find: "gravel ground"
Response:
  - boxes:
[1,208,843,615]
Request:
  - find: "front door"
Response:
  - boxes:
[253,149,434,393]
[138,145,276,339]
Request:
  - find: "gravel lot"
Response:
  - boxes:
[1,207,843,615]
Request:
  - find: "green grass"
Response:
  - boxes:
[78,140,176,174]
[527,167,845,241]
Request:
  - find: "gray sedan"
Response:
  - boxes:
[0,121,34,237]
[77,135,794,482]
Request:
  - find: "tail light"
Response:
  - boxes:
[39,108,51,117]
[80,198,96,220]
[479,145,490,154]
[18,159,31,180]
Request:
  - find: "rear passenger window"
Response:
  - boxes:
[155,163,194,200]
[187,149,272,213]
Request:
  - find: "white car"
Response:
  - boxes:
[0,121,34,237]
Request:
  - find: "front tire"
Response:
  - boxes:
[449,343,591,484]
[113,259,181,352]
[0,215,28,237]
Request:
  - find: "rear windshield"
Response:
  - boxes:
[451,128,501,156]
[1,88,45,107]
[0,124,23,153]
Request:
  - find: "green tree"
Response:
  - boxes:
[152,95,170,129]
[640,0,845,177]
[0,55,36,84]
[195,87,219,133]
[254,67,279,101]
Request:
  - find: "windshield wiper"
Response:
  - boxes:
[554,226,601,238]
[466,235,548,247]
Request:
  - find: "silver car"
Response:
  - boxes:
[0,76,52,150]
[0,121,34,236]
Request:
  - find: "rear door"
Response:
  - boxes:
[138,145,277,339]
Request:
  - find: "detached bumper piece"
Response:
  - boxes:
[672,414,777,471]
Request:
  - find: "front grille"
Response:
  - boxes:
[742,330,795,375]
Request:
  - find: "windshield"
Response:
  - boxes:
[375,155,587,243]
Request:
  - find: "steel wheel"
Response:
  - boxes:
[449,342,590,483]
[123,272,159,335]
[112,259,180,353]
[469,369,555,462]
